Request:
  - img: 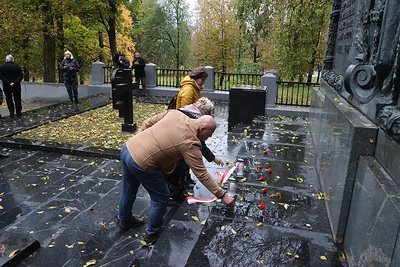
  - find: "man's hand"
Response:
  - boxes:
[222,193,235,206]
[10,82,15,87]
[213,157,224,166]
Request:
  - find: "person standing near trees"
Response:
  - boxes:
[115,52,130,69]
[59,51,80,104]
[175,66,208,108]
[132,52,146,91]
[0,55,23,117]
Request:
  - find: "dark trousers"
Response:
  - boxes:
[135,76,146,90]
[4,90,22,115]
[64,79,78,100]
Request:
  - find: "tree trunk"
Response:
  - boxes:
[108,0,117,56]
[56,15,64,83]
[42,1,56,83]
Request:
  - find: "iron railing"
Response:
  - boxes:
[103,66,319,106]
[276,81,319,107]
[214,72,263,91]
[156,68,191,87]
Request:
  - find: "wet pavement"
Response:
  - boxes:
[0,94,347,266]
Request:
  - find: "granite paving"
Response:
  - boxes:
[0,94,347,266]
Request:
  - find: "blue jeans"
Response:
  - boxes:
[118,145,170,235]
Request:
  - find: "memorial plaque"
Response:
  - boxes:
[323,0,400,141]
[333,0,358,76]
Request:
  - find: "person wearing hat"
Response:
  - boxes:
[59,51,80,103]
[175,66,208,109]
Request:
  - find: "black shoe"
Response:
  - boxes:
[9,114,14,118]
[119,216,145,231]
[143,231,161,244]
[74,99,79,104]
[16,113,22,117]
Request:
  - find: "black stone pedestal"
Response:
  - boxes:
[228,86,266,130]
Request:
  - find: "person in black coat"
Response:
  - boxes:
[0,55,23,117]
[132,52,146,90]
[59,51,80,103]
[115,53,130,69]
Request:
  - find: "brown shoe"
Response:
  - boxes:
[119,217,145,231]
[143,231,161,244]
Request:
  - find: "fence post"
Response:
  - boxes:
[145,63,157,88]
[91,61,105,85]
[204,66,215,91]
[262,73,277,108]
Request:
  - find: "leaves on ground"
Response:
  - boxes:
[14,103,167,149]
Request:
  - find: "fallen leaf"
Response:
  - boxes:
[259,203,265,210]
[64,207,72,213]
[256,222,263,226]
[83,259,97,267]
[267,168,273,173]
[221,225,226,230]
[231,229,237,234]
[0,206,3,210]
[65,244,74,249]
[201,220,206,225]
[320,256,327,260]
[78,242,84,245]
[191,216,199,221]
[269,192,281,198]
[9,249,21,258]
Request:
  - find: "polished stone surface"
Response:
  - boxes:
[344,156,400,266]
[0,96,347,266]
[309,84,378,243]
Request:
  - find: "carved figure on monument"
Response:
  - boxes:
[343,0,400,137]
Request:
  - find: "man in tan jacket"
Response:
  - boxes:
[118,110,235,244]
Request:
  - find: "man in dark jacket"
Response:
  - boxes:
[132,52,146,91]
[0,55,23,117]
[115,53,130,69]
[59,51,80,103]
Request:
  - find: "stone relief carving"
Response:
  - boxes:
[343,0,400,137]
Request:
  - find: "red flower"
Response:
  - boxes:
[259,175,265,181]
[258,164,263,169]
[259,203,265,210]
[262,188,267,195]
[267,168,273,174]
[263,149,268,155]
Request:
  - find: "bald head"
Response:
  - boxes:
[197,115,216,141]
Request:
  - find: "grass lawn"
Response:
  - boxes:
[13,102,168,149]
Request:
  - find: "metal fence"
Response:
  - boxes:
[276,81,319,107]
[156,68,191,87]
[214,72,263,91]
[103,66,319,106]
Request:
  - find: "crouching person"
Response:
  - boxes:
[117,110,235,244]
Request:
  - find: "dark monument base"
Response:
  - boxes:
[122,123,137,133]
[228,86,266,130]
[310,81,400,266]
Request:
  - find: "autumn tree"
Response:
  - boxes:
[271,0,331,81]
[233,0,273,70]
[192,0,240,72]
[133,0,191,68]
